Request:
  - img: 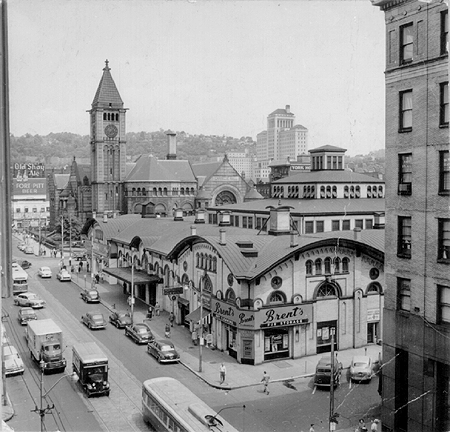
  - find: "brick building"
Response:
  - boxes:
[372,0,449,431]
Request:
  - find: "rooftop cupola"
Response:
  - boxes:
[266,205,294,236]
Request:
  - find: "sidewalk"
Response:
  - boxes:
[73,273,382,393]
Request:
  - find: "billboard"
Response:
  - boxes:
[13,162,47,196]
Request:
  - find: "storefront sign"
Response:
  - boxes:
[257,304,313,328]
[367,309,380,322]
[163,286,184,295]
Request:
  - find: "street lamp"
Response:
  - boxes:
[34,360,77,432]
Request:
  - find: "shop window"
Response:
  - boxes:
[268,291,286,304]
[306,260,313,275]
[342,257,350,273]
[397,278,411,312]
[315,259,322,275]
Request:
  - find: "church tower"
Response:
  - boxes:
[88,60,127,217]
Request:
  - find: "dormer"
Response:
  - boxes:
[309,145,346,172]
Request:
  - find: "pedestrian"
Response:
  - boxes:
[95,273,100,284]
[261,371,270,395]
[69,258,72,266]
[191,329,198,346]
[86,261,89,273]
[154,301,160,316]
[169,312,175,327]
[309,425,315,432]
[370,419,379,432]
[165,323,171,338]
[356,418,368,432]
[219,363,226,384]
[147,305,153,320]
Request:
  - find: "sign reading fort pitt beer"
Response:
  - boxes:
[213,299,313,330]
[13,162,47,196]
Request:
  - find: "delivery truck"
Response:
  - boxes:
[27,319,66,374]
[72,342,110,397]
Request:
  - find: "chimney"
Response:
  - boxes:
[194,209,205,224]
[166,131,177,160]
[290,231,298,248]
[103,214,107,223]
[218,211,231,226]
[173,208,184,221]
[191,225,197,236]
[285,104,290,114]
[267,205,292,236]
[353,227,361,241]
[219,229,226,246]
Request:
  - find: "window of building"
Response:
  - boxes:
[398,216,412,258]
[399,90,413,131]
[248,217,253,229]
[234,216,239,227]
[440,151,450,194]
[332,220,340,231]
[324,257,332,274]
[355,219,363,229]
[242,217,248,229]
[365,219,373,229]
[342,257,350,273]
[440,82,449,127]
[15,208,20,213]
[317,283,338,298]
[316,221,324,233]
[334,257,341,273]
[268,291,286,304]
[24,207,28,213]
[441,10,448,55]
[438,285,450,325]
[315,259,322,275]
[397,278,411,312]
[306,260,313,275]
[400,23,414,64]
[305,221,314,234]
[398,153,413,195]
[342,220,350,231]
[438,219,450,262]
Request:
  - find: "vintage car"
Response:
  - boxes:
[17,243,26,251]
[314,355,342,387]
[38,266,52,278]
[109,310,132,328]
[124,323,154,344]
[81,311,107,330]
[57,269,72,281]
[14,292,46,309]
[24,246,34,254]
[3,345,25,376]
[147,339,180,363]
[80,289,100,303]
[350,356,373,382]
[19,260,32,269]
[18,307,37,325]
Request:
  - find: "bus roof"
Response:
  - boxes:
[12,267,28,280]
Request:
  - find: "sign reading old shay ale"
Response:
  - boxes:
[213,299,312,330]
[13,161,47,196]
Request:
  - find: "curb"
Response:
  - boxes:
[2,393,15,423]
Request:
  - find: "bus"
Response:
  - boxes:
[142,377,240,432]
[12,265,28,295]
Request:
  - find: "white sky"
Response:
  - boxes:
[8,0,386,156]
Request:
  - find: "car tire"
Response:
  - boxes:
[88,323,91,329]
[157,356,162,363]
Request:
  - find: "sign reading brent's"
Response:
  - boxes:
[13,162,47,196]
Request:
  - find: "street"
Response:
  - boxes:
[4,239,381,432]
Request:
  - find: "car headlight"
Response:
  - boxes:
[103,382,109,388]
[87,384,93,389]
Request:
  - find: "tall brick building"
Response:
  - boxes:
[372,0,449,431]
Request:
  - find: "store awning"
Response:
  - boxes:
[185,307,212,324]
[177,297,189,306]
[102,267,162,285]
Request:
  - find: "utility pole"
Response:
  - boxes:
[60,214,64,264]
[130,248,135,325]
[329,330,339,431]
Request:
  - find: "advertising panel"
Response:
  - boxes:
[13,162,47,196]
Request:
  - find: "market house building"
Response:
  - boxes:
[84,207,384,365]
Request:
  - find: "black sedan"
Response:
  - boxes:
[19,260,32,269]
[147,339,180,363]
[124,323,154,344]
[109,310,132,328]
[80,289,100,303]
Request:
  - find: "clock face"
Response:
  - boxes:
[104,124,118,138]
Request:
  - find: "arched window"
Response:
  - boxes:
[334,257,341,273]
[317,283,338,298]
[320,186,325,198]
[326,185,331,198]
[332,186,337,198]
[200,253,204,269]
[225,288,236,303]
[367,186,372,198]
[153,187,157,196]
[212,257,217,272]
[378,186,383,198]
[324,257,332,274]
[181,188,185,196]
[115,113,119,121]
[142,188,146,196]
[196,253,200,267]
[344,185,349,198]
[342,257,350,273]
[158,188,162,196]
[203,274,212,294]
[306,260,313,275]
[315,258,322,275]
[268,291,286,304]
[137,188,141,196]
[163,187,168,196]
[103,113,107,120]
[355,186,361,198]
[132,188,136,196]
[367,282,383,294]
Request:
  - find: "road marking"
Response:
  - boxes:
[312,385,317,394]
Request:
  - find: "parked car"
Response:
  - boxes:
[81,311,107,330]
[80,289,100,303]
[24,246,34,254]
[18,307,37,325]
[17,243,26,251]
[147,339,180,363]
[124,323,154,344]
[14,292,46,309]
[57,269,72,281]
[314,355,342,387]
[3,345,25,376]
[350,355,373,382]
[38,266,52,278]
[109,310,132,328]
[19,260,32,269]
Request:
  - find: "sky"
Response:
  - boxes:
[8,0,386,156]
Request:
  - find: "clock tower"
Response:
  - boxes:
[89,60,127,217]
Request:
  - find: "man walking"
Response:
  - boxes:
[169,312,175,327]
[219,363,226,384]
[261,371,270,395]
[154,302,160,316]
